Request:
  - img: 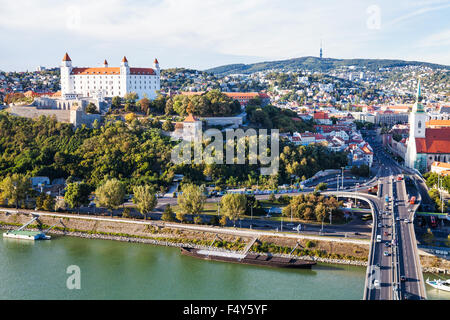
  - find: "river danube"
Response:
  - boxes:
[0,231,448,300]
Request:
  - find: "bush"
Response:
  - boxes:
[193,215,203,224]
[305,240,315,248]
[162,204,176,222]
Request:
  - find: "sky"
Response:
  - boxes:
[0,0,449,71]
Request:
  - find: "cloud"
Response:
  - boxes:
[416,29,450,48]
[0,0,448,69]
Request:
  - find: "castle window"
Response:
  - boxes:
[418,121,422,128]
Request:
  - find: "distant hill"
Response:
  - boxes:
[205,56,449,75]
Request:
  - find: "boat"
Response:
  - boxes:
[426,278,450,292]
[2,214,55,241]
[180,247,316,269]
[3,230,50,240]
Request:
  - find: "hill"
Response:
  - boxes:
[205,56,449,75]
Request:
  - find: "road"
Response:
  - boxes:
[363,130,426,300]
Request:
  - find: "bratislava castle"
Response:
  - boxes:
[60,53,160,100]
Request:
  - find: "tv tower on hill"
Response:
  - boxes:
[320,40,323,59]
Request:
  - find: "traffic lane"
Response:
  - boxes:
[396,180,422,299]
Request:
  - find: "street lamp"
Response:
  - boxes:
[341,167,345,190]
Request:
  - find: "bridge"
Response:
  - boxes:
[329,133,428,300]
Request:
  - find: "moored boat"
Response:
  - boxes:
[180,247,316,269]
[426,278,450,292]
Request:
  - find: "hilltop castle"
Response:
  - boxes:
[60,53,160,100]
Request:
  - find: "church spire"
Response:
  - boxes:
[412,79,424,113]
[416,79,421,102]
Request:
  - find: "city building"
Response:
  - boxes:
[60,53,160,100]
[406,81,450,172]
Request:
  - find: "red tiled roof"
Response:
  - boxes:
[415,128,450,154]
[122,56,128,63]
[184,114,198,122]
[70,67,155,75]
[129,67,156,75]
[71,67,120,75]
[432,162,450,169]
[62,53,71,61]
[313,112,329,120]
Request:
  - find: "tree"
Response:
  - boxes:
[315,182,328,193]
[95,179,125,217]
[64,182,91,213]
[220,193,247,227]
[162,204,176,222]
[85,103,98,114]
[162,119,174,131]
[112,96,122,109]
[132,185,157,220]
[139,97,151,114]
[42,194,55,211]
[176,211,186,223]
[177,184,206,218]
[0,174,32,209]
[219,215,228,226]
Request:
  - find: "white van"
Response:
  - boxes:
[376,235,381,243]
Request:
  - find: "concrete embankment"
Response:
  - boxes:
[0,210,370,266]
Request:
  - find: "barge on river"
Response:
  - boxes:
[180,247,316,269]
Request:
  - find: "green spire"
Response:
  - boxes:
[416,79,421,102]
[413,79,424,113]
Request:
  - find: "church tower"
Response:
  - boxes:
[409,79,427,139]
[406,79,428,169]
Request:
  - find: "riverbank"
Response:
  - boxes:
[0,210,369,267]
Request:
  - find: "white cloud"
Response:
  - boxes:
[0,0,448,69]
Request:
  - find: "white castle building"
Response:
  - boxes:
[60,53,160,100]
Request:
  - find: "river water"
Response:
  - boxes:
[0,231,448,300]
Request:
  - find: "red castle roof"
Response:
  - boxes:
[62,53,71,61]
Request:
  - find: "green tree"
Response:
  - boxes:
[42,194,55,211]
[85,103,98,114]
[162,119,174,131]
[177,183,206,218]
[315,182,328,192]
[95,179,125,217]
[0,174,32,209]
[220,193,247,227]
[132,185,157,220]
[64,182,91,213]
[162,204,176,222]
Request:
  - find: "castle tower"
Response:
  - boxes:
[153,58,160,74]
[60,52,73,97]
[153,58,161,93]
[120,56,130,96]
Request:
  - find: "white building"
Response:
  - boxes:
[60,53,160,100]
